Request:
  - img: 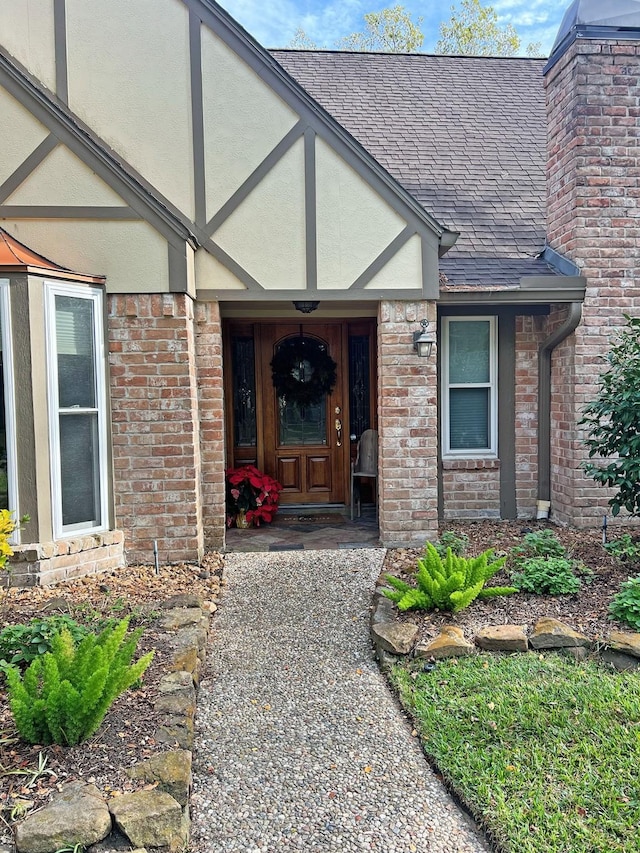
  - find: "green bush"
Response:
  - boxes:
[384,542,516,613]
[608,576,640,630]
[5,617,153,746]
[604,533,640,564]
[0,616,92,668]
[511,529,566,562]
[511,556,582,595]
[433,530,469,558]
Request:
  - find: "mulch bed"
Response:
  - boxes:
[381,519,639,644]
[0,555,223,845]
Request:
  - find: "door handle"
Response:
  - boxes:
[335,418,342,447]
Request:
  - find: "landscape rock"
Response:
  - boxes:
[600,648,640,672]
[155,718,195,750]
[127,751,192,807]
[608,631,640,659]
[158,608,204,631]
[415,626,475,659]
[109,791,185,851]
[475,624,528,652]
[370,591,396,626]
[158,670,196,694]
[16,782,111,853]
[371,621,418,655]
[161,593,204,609]
[154,692,196,718]
[529,617,591,649]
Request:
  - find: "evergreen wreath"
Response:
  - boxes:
[271,337,337,406]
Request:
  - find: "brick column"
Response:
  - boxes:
[108,293,204,563]
[194,301,226,550]
[377,300,438,546]
[545,39,640,527]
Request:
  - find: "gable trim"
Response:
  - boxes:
[53,0,68,103]
[0,50,195,253]
[0,206,142,220]
[0,135,58,204]
[184,0,455,248]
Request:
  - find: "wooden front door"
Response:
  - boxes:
[260,323,347,505]
[224,318,376,507]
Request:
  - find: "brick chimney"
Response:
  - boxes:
[544,1,640,526]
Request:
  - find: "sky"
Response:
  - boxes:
[221,0,567,55]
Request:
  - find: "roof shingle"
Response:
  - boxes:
[271,50,549,286]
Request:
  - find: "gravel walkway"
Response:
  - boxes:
[190,549,490,853]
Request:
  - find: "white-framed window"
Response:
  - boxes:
[442,316,498,457]
[45,282,108,537]
[0,280,19,541]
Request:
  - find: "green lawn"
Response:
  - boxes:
[391,654,640,853]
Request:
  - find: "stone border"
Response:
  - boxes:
[370,588,640,672]
[12,592,215,853]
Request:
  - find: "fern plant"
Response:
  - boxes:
[5,617,153,746]
[383,543,517,613]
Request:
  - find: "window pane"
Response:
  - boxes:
[56,295,96,408]
[60,414,100,526]
[449,321,490,384]
[450,388,490,449]
[279,398,326,446]
[231,336,257,447]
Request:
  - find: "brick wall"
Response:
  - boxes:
[442,460,501,520]
[545,39,640,527]
[377,300,438,545]
[514,315,543,517]
[108,294,204,564]
[194,301,226,550]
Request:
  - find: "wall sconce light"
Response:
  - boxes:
[293,300,320,314]
[413,319,435,358]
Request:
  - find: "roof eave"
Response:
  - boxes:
[439,275,586,305]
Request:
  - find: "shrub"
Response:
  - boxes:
[5,617,153,746]
[0,616,92,668]
[511,529,566,562]
[511,556,582,595]
[433,530,469,558]
[580,315,640,517]
[608,576,640,630]
[604,534,640,564]
[383,543,516,613]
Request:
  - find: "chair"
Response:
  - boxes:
[350,429,378,521]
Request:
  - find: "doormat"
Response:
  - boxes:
[277,513,346,525]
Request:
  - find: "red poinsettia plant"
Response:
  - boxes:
[225,465,283,527]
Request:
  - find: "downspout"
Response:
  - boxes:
[537,302,583,515]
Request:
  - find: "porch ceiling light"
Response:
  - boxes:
[413,319,435,358]
[293,300,320,314]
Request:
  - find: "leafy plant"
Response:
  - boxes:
[608,576,640,630]
[5,617,154,746]
[0,615,92,668]
[511,528,566,562]
[511,556,583,595]
[580,315,640,517]
[384,543,516,613]
[604,533,640,564]
[433,530,469,558]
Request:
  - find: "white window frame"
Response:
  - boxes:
[442,315,498,458]
[45,281,109,537]
[0,280,19,543]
